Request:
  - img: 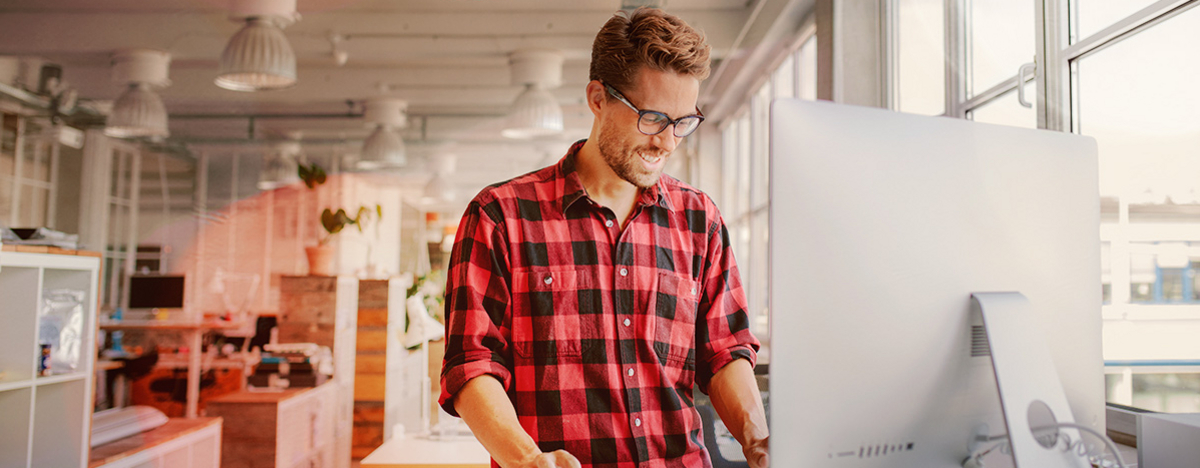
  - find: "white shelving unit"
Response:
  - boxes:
[0,250,100,468]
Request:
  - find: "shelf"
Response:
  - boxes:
[98,320,247,331]
[31,378,87,468]
[0,387,33,465]
[0,379,34,392]
[35,372,87,387]
[0,250,100,270]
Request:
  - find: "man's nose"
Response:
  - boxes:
[651,127,680,153]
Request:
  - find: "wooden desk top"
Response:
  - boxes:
[205,386,320,404]
[361,435,491,468]
[88,417,222,468]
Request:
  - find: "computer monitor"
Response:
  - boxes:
[768,100,1104,467]
[128,275,186,309]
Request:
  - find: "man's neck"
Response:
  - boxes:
[577,140,641,228]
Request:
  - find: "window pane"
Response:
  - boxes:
[18,185,47,227]
[1077,0,1162,42]
[20,120,49,182]
[1076,7,1200,206]
[0,176,11,224]
[750,211,769,344]
[798,37,818,101]
[773,54,795,100]
[737,115,751,217]
[966,89,1036,129]
[722,122,738,213]
[898,0,946,115]
[1,114,17,165]
[969,0,1034,94]
[752,84,770,209]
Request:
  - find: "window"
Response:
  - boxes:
[713,33,818,360]
[896,0,946,115]
[889,0,1200,412]
[0,112,59,229]
[1070,2,1200,411]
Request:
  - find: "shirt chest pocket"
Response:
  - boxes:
[511,268,596,361]
[653,272,700,364]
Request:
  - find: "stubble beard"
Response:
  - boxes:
[596,121,668,190]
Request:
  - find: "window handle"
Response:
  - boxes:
[1017,62,1036,108]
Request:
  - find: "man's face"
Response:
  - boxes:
[596,68,701,189]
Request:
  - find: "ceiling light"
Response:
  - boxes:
[423,174,455,203]
[502,49,564,139]
[106,83,169,139]
[502,84,563,139]
[257,139,302,190]
[105,49,171,139]
[215,0,299,92]
[359,125,406,170]
[359,98,408,170]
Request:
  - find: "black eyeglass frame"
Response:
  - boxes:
[603,83,706,138]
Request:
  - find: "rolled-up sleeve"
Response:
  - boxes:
[439,194,514,417]
[695,210,760,395]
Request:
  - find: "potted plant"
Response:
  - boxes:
[306,206,381,275]
[299,162,383,276]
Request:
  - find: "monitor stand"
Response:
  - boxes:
[971,292,1090,468]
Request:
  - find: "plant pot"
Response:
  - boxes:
[305,244,336,276]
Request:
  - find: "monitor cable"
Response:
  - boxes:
[962,422,1127,468]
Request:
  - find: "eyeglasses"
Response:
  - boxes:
[604,84,705,138]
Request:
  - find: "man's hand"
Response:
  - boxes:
[517,450,582,468]
[743,436,769,468]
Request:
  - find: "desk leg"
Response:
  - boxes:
[187,329,201,418]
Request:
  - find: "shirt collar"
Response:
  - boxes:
[557,140,674,214]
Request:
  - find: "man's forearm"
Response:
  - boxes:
[708,359,769,448]
[454,375,543,468]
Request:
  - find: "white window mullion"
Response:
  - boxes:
[10,116,23,225]
[945,0,969,118]
[1038,0,1071,131]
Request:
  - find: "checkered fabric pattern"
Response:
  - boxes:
[439,140,759,468]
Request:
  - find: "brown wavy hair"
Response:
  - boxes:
[590,7,711,94]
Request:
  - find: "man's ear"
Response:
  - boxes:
[585,80,607,116]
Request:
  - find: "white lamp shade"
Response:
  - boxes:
[423,174,455,203]
[358,125,406,170]
[216,18,297,91]
[257,154,299,190]
[502,85,563,139]
[105,83,169,139]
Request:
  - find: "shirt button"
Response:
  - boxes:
[635,418,642,427]
[623,318,631,327]
[605,220,614,228]
[691,287,697,295]
[544,276,553,285]
[620,268,628,277]
[627,368,635,377]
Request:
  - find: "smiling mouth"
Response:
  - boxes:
[639,152,663,165]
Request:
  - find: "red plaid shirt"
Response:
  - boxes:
[439,141,759,468]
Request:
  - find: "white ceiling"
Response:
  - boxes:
[0,0,788,211]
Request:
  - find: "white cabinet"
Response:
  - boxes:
[0,250,100,468]
[89,418,223,468]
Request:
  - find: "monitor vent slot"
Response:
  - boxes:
[971,325,991,357]
[856,442,915,458]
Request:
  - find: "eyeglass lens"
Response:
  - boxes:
[638,112,702,137]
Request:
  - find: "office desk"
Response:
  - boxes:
[361,435,491,468]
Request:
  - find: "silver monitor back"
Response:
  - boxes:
[768,100,1103,467]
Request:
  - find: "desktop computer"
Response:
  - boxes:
[768,100,1109,467]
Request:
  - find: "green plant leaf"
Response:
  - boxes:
[300,163,328,189]
[321,208,350,234]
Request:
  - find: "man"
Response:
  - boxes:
[439,8,768,468]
